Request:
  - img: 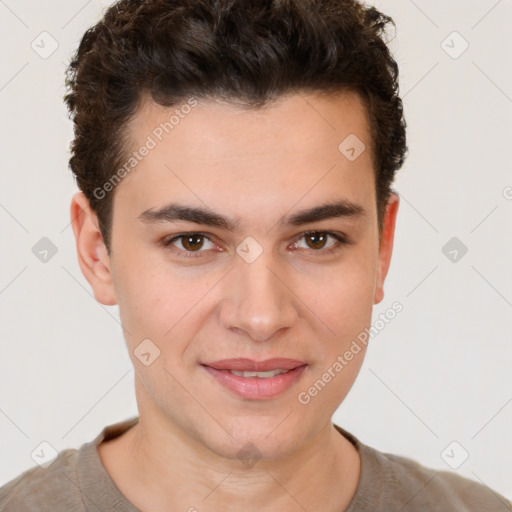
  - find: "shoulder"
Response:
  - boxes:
[0,448,85,512]
[362,443,511,511]
[334,424,512,512]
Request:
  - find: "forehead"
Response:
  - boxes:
[130,90,371,159]
[113,91,376,227]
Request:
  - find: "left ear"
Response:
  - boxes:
[373,192,399,304]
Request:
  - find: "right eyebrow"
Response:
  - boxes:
[137,203,239,231]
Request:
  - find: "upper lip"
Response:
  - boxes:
[203,358,307,372]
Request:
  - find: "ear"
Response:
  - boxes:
[70,191,117,306]
[373,192,399,305]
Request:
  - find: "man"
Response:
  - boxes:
[0,0,510,510]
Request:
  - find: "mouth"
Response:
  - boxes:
[201,358,308,399]
[202,357,307,372]
[227,368,292,378]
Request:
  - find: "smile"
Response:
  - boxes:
[202,364,307,399]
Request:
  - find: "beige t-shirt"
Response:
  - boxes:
[0,416,510,511]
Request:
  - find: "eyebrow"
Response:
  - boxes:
[137,199,366,231]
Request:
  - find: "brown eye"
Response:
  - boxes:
[161,233,216,257]
[305,232,329,250]
[293,231,347,254]
[181,234,205,251]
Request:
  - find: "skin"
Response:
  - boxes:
[70,90,399,511]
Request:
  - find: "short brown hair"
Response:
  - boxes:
[64,0,407,253]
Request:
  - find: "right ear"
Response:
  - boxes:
[70,191,117,306]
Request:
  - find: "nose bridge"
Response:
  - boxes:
[220,247,298,341]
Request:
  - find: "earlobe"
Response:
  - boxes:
[70,191,117,306]
[373,193,399,305]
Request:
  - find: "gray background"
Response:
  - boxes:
[1,0,511,502]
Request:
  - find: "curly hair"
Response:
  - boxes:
[64,0,407,254]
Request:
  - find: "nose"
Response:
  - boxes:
[219,252,299,342]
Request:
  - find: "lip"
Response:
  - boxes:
[202,358,306,372]
[202,362,308,400]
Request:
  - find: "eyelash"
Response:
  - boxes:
[160,230,348,259]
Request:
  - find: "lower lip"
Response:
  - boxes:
[202,365,307,400]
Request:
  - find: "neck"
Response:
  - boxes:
[99,410,361,511]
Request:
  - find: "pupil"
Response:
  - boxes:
[184,235,203,251]
[307,233,326,250]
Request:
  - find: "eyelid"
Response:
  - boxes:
[290,230,348,253]
[161,230,349,258]
[293,229,348,243]
[160,232,218,256]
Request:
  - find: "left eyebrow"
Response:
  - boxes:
[284,199,366,226]
[137,198,366,231]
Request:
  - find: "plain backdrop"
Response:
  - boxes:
[1,0,511,502]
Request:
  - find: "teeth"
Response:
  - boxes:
[229,369,290,378]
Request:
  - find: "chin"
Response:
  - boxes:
[198,416,306,465]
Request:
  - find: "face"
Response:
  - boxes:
[71,91,398,461]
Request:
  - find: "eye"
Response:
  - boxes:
[291,231,347,254]
[161,233,217,258]
[161,230,348,259]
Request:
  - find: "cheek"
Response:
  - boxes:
[113,252,217,354]
[111,249,173,339]
[306,247,377,333]
[297,260,374,409]
[113,232,378,356]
